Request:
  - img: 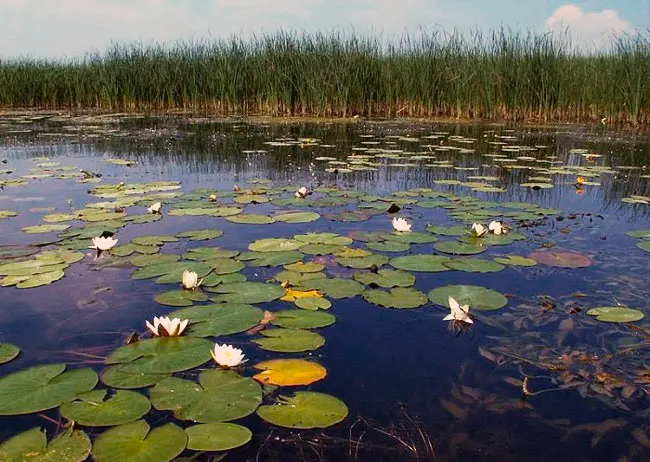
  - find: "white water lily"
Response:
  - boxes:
[181,270,202,290]
[443,296,473,324]
[145,316,189,337]
[147,202,162,214]
[295,186,308,198]
[488,220,506,235]
[211,343,247,368]
[392,217,412,232]
[470,223,487,237]
[89,236,118,254]
[208,194,217,202]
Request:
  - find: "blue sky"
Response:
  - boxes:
[0,0,645,58]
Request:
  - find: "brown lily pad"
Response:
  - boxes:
[527,250,592,268]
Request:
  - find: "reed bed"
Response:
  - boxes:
[1,28,650,124]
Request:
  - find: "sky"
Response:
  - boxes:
[0,0,646,59]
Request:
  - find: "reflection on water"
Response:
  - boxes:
[1,116,650,461]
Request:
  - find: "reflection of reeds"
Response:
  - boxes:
[2,29,650,124]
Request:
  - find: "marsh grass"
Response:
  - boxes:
[1,28,650,124]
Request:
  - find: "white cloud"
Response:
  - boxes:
[545,4,632,50]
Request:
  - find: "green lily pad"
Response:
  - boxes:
[354,269,415,288]
[390,255,451,272]
[367,241,410,252]
[425,225,467,236]
[335,254,389,269]
[22,224,70,234]
[0,427,91,462]
[225,214,274,225]
[294,233,352,245]
[154,290,208,307]
[299,278,364,299]
[208,282,284,304]
[461,234,516,246]
[362,287,427,309]
[586,307,645,323]
[201,272,247,287]
[208,258,245,275]
[131,235,177,246]
[184,247,240,260]
[130,254,180,267]
[381,232,438,244]
[100,366,170,390]
[234,194,270,205]
[274,212,321,223]
[637,241,650,253]
[105,337,213,374]
[274,270,326,285]
[60,390,151,427]
[0,343,19,364]
[284,261,325,273]
[271,310,336,329]
[169,304,262,337]
[185,423,252,451]
[443,259,505,273]
[626,229,650,238]
[16,270,65,288]
[249,238,304,252]
[0,210,18,219]
[493,255,537,266]
[434,241,486,255]
[92,420,187,462]
[299,243,345,256]
[150,370,262,423]
[253,329,325,352]
[428,285,508,311]
[175,229,224,241]
[295,297,332,311]
[256,392,347,429]
[0,364,98,415]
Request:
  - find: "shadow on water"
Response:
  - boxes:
[1,116,650,461]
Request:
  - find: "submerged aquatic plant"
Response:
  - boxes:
[145,316,189,337]
[181,270,202,290]
[392,217,412,232]
[211,343,247,368]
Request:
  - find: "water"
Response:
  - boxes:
[0,115,649,461]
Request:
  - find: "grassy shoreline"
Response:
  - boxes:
[1,29,649,125]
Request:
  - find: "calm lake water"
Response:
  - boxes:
[1,115,650,462]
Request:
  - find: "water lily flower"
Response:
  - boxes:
[443,296,473,324]
[89,236,118,257]
[209,194,217,202]
[392,217,412,232]
[471,223,487,237]
[295,186,309,198]
[233,184,241,192]
[147,202,162,214]
[575,176,585,185]
[181,270,202,290]
[146,316,189,337]
[488,220,507,235]
[211,343,247,368]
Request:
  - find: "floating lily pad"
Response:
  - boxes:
[367,241,410,252]
[294,233,353,246]
[105,337,213,374]
[201,272,247,287]
[208,282,284,304]
[299,243,345,256]
[390,255,451,272]
[175,229,224,241]
[92,420,186,462]
[335,254,389,269]
[636,241,650,253]
[528,250,592,268]
[295,297,332,311]
[362,287,427,309]
[131,235,178,246]
[443,259,505,273]
[253,329,325,353]
[0,210,18,219]
[425,225,467,236]
[284,261,325,273]
[130,254,180,267]
[299,278,364,299]
[131,262,212,283]
[185,423,252,451]
[208,258,245,275]
[16,269,65,288]
[381,232,438,244]
[0,343,19,364]
[434,241,486,255]
[249,238,304,252]
[354,269,415,288]
[493,255,537,266]
[22,224,70,234]
[271,310,335,329]
[325,211,370,222]
[586,307,645,323]
[253,359,327,386]
[238,250,303,267]
[100,366,170,390]
[274,212,321,223]
[154,290,208,307]
[256,392,347,429]
[0,427,91,462]
[184,247,240,260]
[225,214,275,225]
[60,390,151,427]
[428,285,508,311]
[169,304,262,337]
[274,270,326,285]
[626,229,650,238]
[150,370,262,423]
[0,364,98,415]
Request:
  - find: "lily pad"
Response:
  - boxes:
[100,366,170,390]
[60,390,151,427]
[335,254,389,269]
[0,364,98,415]
[184,247,240,261]
[528,250,592,268]
[256,392,347,429]
[169,304,263,337]
[0,343,19,364]
[381,232,438,244]
[425,225,467,236]
[253,329,325,353]
[0,427,91,462]
[208,282,284,304]
[249,238,304,252]
[185,423,252,451]
[131,235,178,246]
[299,243,345,256]
[22,224,70,234]
[130,254,180,267]
[434,241,486,255]
[253,359,327,386]
[150,370,262,423]
[354,269,415,288]
[493,255,537,266]
[390,255,451,272]
[295,297,332,311]
[271,310,336,329]
[274,212,320,223]
[225,214,274,225]
[284,261,325,273]
[299,278,364,299]
[443,259,505,273]
[175,229,224,241]
[105,337,213,374]
[154,290,208,307]
[367,241,410,252]
[428,285,508,311]
[238,250,303,267]
[16,270,65,288]
[586,307,645,323]
[362,287,427,309]
[92,420,186,462]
